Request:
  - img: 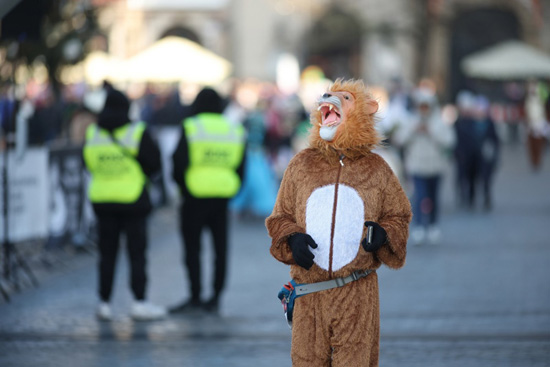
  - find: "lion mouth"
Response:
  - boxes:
[318,103,341,127]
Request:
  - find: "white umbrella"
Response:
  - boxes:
[83,51,126,84]
[123,36,232,84]
[58,51,126,85]
[461,40,550,80]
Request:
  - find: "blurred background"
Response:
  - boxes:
[0,0,549,241]
[0,1,549,366]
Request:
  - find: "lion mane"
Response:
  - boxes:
[308,78,382,163]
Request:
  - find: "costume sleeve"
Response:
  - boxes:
[265,162,303,265]
[375,165,412,269]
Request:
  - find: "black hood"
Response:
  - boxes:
[98,88,130,130]
[190,87,224,116]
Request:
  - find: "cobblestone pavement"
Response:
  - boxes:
[0,143,549,367]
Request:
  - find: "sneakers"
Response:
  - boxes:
[169,299,203,314]
[426,226,441,245]
[96,302,112,321]
[410,227,426,245]
[130,301,167,321]
[411,226,442,245]
[202,297,219,314]
[169,298,221,314]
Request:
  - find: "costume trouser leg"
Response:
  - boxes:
[291,273,380,367]
[97,215,121,302]
[123,215,148,301]
[181,200,206,301]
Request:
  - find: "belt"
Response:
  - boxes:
[294,269,374,296]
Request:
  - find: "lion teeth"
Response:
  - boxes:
[317,103,337,112]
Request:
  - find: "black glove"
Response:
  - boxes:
[288,233,318,270]
[361,221,387,252]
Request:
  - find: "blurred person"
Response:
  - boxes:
[83,87,166,321]
[378,77,413,145]
[375,78,413,183]
[230,98,278,218]
[223,80,247,126]
[0,87,17,146]
[394,88,455,245]
[170,87,246,314]
[467,95,500,211]
[0,87,33,157]
[27,86,63,145]
[60,84,84,142]
[264,91,305,179]
[149,88,189,127]
[69,105,96,145]
[64,84,97,145]
[290,110,311,153]
[524,80,549,171]
[453,90,477,208]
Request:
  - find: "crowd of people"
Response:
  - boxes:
[380,79,510,245]
[2,75,549,319]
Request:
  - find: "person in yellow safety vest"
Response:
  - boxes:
[170,87,246,314]
[83,86,166,321]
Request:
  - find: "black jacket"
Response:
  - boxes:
[87,88,162,216]
[171,116,246,200]
[172,88,246,200]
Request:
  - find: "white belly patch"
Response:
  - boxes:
[305,184,365,271]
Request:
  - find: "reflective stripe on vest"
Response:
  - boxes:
[83,121,147,204]
[183,113,245,198]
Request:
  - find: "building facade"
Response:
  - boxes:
[99,0,550,101]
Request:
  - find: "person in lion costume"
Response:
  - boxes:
[266,78,412,366]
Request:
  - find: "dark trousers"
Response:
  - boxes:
[180,198,229,301]
[97,214,148,302]
[463,156,495,209]
[527,132,546,170]
[412,175,440,227]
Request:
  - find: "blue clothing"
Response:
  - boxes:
[412,175,440,227]
[229,148,277,217]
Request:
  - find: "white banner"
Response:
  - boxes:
[0,148,49,242]
[48,146,91,242]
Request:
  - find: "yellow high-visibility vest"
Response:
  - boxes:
[184,113,245,198]
[83,121,147,203]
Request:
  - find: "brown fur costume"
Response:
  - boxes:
[266,79,412,366]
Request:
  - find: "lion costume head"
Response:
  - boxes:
[309,78,381,162]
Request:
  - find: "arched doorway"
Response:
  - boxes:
[160,26,201,45]
[450,8,520,100]
[303,7,362,80]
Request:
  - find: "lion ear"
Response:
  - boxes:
[366,100,379,115]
